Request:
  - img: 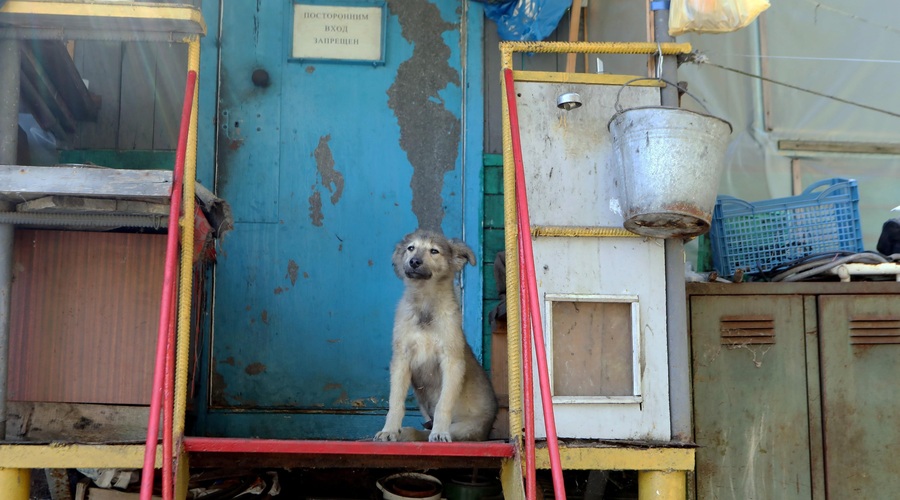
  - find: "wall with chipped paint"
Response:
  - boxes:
[192,0,484,440]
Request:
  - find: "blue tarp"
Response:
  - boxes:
[478,0,572,41]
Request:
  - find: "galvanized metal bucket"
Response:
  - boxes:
[608,79,732,239]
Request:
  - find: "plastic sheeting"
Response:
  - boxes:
[676,0,900,253]
[481,0,572,41]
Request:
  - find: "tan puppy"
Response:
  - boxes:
[375,229,498,442]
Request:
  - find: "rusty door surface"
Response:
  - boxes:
[818,294,900,498]
[691,294,815,499]
[196,0,483,439]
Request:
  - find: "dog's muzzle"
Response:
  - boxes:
[404,257,431,279]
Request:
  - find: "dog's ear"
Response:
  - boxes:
[392,233,413,279]
[449,238,476,272]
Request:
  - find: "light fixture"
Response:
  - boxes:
[556,92,582,111]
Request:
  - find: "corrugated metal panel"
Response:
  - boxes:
[8,229,165,404]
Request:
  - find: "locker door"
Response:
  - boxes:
[819,294,900,498]
[691,295,814,500]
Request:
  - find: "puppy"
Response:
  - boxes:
[375,229,498,442]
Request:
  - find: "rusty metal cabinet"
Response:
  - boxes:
[687,282,900,500]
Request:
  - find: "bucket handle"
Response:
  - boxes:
[614,77,713,115]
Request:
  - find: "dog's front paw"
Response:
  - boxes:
[428,430,452,442]
[374,430,400,442]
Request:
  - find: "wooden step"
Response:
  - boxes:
[183,437,516,469]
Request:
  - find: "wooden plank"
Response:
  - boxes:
[6,402,152,442]
[758,14,773,131]
[551,301,633,397]
[0,444,160,469]
[534,445,695,471]
[28,39,98,121]
[73,40,122,150]
[152,41,188,150]
[17,195,117,213]
[791,158,802,195]
[779,140,900,155]
[21,42,77,133]
[118,42,158,150]
[565,2,582,73]
[183,437,515,457]
[15,195,169,216]
[0,165,172,201]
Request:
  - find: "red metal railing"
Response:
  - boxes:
[140,69,197,500]
[503,67,567,500]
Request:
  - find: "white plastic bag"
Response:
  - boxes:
[669,0,770,36]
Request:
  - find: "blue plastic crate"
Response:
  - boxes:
[710,178,864,277]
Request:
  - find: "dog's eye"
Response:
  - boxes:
[407,245,414,252]
[430,248,440,255]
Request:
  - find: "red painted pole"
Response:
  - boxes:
[519,235,536,500]
[503,67,566,500]
[141,70,197,500]
[162,287,177,500]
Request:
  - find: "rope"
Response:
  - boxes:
[688,52,900,120]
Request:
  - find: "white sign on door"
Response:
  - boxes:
[292,3,385,63]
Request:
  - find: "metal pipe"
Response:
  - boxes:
[140,69,196,500]
[0,39,20,444]
[499,63,525,487]
[0,211,168,228]
[174,33,201,457]
[518,236,536,500]
[654,2,693,443]
[531,225,640,238]
[504,67,567,500]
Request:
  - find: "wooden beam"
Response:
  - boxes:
[565,1,583,73]
[534,445,695,471]
[0,444,161,469]
[757,15,772,131]
[779,140,900,155]
[6,402,153,442]
[0,165,172,202]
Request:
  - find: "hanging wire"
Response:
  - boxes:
[684,52,900,120]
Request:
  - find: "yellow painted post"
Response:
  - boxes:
[500,457,526,500]
[175,452,190,500]
[637,470,686,500]
[0,468,29,500]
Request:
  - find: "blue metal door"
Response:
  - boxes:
[197,0,483,439]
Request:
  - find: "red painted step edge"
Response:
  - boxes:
[183,437,515,458]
